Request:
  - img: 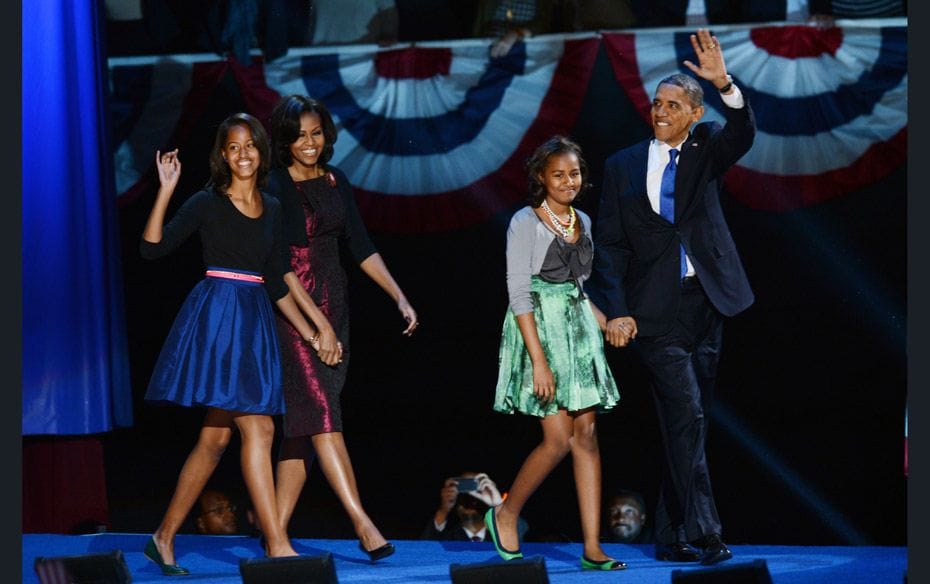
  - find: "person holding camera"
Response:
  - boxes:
[422,472,528,542]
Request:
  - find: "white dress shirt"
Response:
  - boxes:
[646,85,746,278]
[433,519,488,541]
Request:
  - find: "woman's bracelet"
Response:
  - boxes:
[308,333,319,344]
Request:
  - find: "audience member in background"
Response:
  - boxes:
[195,489,239,535]
[634,0,801,27]
[569,0,637,31]
[473,0,558,57]
[104,0,160,55]
[604,490,654,544]
[422,472,529,542]
[308,0,399,46]
[104,0,311,61]
[807,0,905,28]
[395,0,479,42]
[488,136,624,571]
[643,0,904,29]
[266,94,418,562]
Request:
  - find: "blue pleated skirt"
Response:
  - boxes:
[144,267,285,414]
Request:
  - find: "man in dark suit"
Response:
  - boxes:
[588,29,755,566]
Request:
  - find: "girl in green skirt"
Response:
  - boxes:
[486,136,625,571]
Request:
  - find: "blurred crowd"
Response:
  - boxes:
[104,0,907,59]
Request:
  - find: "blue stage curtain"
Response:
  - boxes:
[23,0,133,434]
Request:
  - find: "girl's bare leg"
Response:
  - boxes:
[234,414,297,557]
[570,409,612,561]
[495,410,574,552]
[152,408,235,565]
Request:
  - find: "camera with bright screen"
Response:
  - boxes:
[453,477,479,492]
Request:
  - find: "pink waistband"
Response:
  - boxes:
[205,269,264,283]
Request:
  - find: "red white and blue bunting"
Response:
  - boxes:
[108,20,906,231]
[263,37,600,232]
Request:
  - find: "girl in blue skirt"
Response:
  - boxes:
[139,113,340,575]
[486,136,625,570]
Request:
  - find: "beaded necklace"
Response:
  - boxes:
[541,199,576,238]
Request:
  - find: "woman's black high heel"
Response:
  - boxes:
[359,541,395,562]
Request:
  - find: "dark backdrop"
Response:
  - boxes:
[103,44,906,546]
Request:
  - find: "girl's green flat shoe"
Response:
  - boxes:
[484,507,523,561]
[581,555,627,570]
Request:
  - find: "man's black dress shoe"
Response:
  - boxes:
[694,533,733,566]
[655,542,701,562]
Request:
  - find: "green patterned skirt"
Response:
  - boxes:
[494,277,620,417]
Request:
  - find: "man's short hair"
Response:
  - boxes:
[656,73,704,108]
[610,489,646,513]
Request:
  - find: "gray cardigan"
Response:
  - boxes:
[505,205,593,316]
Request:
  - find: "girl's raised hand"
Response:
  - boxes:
[155,149,182,191]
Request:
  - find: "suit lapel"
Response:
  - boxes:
[628,141,655,218]
[674,134,702,221]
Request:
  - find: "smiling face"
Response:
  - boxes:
[652,83,704,147]
[289,112,325,172]
[223,124,260,182]
[539,152,582,209]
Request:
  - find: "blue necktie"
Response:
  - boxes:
[659,148,687,279]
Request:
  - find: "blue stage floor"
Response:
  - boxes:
[23,533,907,583]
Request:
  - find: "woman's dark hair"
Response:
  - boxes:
[207,112,271,192]
[525,135,590,207]
[269,95,338,168]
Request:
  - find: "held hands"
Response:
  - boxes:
[683,28,731,90]
[605,316,638,348]
[155,149,181,192]
[589,301,608,333]
[310,327,343,366]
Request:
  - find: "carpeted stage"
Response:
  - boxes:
[23,533,906,583]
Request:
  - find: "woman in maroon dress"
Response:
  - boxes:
[266,95,418,561]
